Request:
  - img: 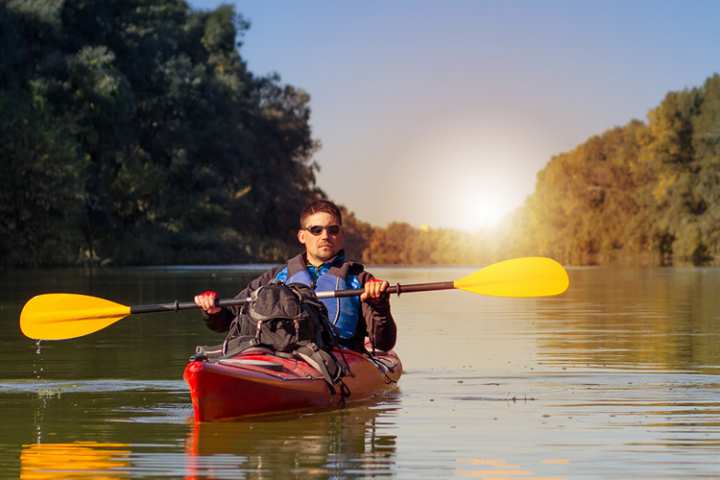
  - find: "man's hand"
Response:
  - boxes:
[360,278,389,303]
[194,290,221,314]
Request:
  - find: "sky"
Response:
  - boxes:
[189,1,720,231]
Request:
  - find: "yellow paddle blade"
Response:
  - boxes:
[20,293,131,341]
[453,257,569,297]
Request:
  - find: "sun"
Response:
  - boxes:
[454,190,512,231]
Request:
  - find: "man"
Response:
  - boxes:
[195,199,397,352]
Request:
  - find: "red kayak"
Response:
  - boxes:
[183,347,402,421]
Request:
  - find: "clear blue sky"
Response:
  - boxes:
[189,1,720,231]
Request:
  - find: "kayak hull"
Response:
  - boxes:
[183,347,402,422]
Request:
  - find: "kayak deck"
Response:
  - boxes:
[183,347,402,421]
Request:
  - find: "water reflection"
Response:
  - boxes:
[455,457,568,479]
[186,404,399,479]
[4,266,720,478]
[535,268,720,373]
[547,374,720,451]
[20,442,131,479]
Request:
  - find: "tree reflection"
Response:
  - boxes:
[534,268,720,373]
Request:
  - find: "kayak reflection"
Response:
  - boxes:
[186,403,399,479]
[20,441,131,479]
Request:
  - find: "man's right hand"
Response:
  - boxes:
[194,290,221,315]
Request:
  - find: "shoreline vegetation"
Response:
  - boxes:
[3,2,720,269]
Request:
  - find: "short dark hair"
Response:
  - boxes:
[300,199,342,227]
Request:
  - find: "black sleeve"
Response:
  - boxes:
[202,266,283,333]
[358,271,397,351]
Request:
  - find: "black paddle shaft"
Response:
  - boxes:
[129,280,456,314]
[130,298,250,314]
[316,281,455,299]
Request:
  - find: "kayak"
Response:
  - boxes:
[183,346,402,421]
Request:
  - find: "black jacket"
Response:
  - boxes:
[203,252,397,351]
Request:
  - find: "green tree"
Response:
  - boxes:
[1,1,321,267]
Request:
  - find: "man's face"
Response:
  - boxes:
[298,212,344,265]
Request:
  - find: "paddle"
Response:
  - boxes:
[19,256,568,341]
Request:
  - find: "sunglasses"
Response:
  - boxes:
[304,225,341,236]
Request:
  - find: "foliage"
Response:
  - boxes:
[508,74,720,266]
[362,223,496,266]
[1,0,319,267]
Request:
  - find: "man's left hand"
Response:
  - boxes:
[361,278,389,303]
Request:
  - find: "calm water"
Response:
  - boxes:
[1,265,719,479]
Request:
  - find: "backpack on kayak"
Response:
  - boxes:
[222,282,343,386]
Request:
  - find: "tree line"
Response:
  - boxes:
[3,1,720,268]
[347,73,720,267]
[505,74,720,266]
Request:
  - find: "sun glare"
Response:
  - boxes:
[423,140,529,232]
[455,190,513,232]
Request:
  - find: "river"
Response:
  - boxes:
[1,265,719,478]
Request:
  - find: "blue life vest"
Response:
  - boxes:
[276,263,361,340]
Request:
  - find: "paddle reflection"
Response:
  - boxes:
[20,441,131,479]
[185,404,399,479]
